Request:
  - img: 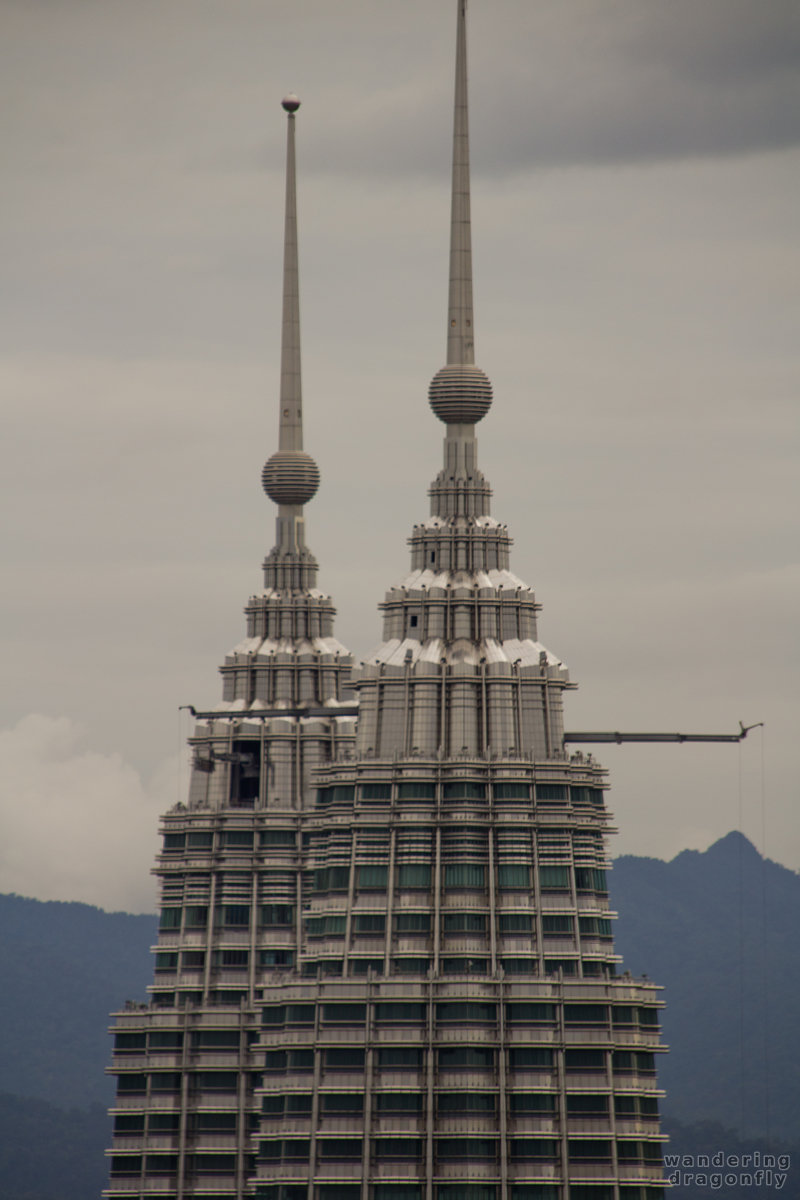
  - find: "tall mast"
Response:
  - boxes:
[447,0,475,367]
[261,95,320,565]
[428,0,493,512]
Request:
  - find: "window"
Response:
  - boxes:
[536,784,567,802]
[162,833,185,852]
[437,1093,495,1113]
[501,958,537,975]
[438,1046,494,1070]
[375,1093,424,1113]
[494,782,530,799]
[314,866,350,891]
[374,1139,424,1159]
[444,864,486,889]
[395,912,431,933]
[397,864,431,888]
[612,1051,656,1075]
[566,1095,609,1115]
[436,1002,496,1023]
[318,1138,363,1160]
[110,1155,142,1176]
[509,1048,554,1070]
[322,1004,366,1024]
[194,1072,238,1091]
[397,782,436,800]
[362,783,392,800]
[375,1002,427,1023]
[229,741,260,805]
[499,913,533,933]
[506,1003,556,1023]
[579,916,612,937]
[542,915,573,935]
[350,958,384,975]
[259,948,294,968]
[186,831,213,850]
[222,830,254,848]
[565,1049,606,1072]
[182,951,205,969]
[191,1152,238,1173]
[148,1113,180,1133]
[564,1005,608,1026]
[575,867,608,892]
[377,1047,423,1069]
[150,1073,181,1092]
[437,1188,497,1200]
[260,829,295,847]
[511,1188,559,1200]
[508,1094,557,1114]
[154,953,178,973]
[192,1030,239,1050]
[324,1048,365,1070]
[442,781,486,800]
[306,915,346,937]
[213,949,248,970]
[392,957,430,974]
[374,1188,422,1200]
[114,1114,145,1135]
[218,904,250,926]
[441,957,489,975]
[438,1138,497,1159]
[568,1140,612,1161]
[497,865,531,889]
[356,865,388,889]
[509,1140,559,1160]
[442,912,486,933]
[184,905,208,927]
[539,866,570,890]
[149,1031,183,1051]
[114,1033,146,1053]
[117,1074,146,1094]
[261,904,293,926]
[194,1112,237,1132]
[354,914,385,934]
[159,907,181,930]
[321,1093,364,1114]
[544,958,578,976]
[315,785,355,808]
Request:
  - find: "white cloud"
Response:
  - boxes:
[0,714,175,912]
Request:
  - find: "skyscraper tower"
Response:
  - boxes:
[250,5,666,1199]
[105,95,357,1198]
[107,5,668,1199]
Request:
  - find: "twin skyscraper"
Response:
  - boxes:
[106,4,668,1198]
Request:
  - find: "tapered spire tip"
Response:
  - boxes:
[263,92,319,511]
[429,0,492,427]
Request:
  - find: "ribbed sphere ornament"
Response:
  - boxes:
[262,451,320,506]
[429,364,493,424]
[282,94,300,113]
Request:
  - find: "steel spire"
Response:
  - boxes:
[447,0,474,367]
[429,0,492,428]
[262,96,320,542]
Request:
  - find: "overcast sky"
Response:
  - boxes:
[2,0,798,913]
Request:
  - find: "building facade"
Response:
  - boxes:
[106,5,667,1199]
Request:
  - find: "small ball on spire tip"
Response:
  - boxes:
[282,94,300,113]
